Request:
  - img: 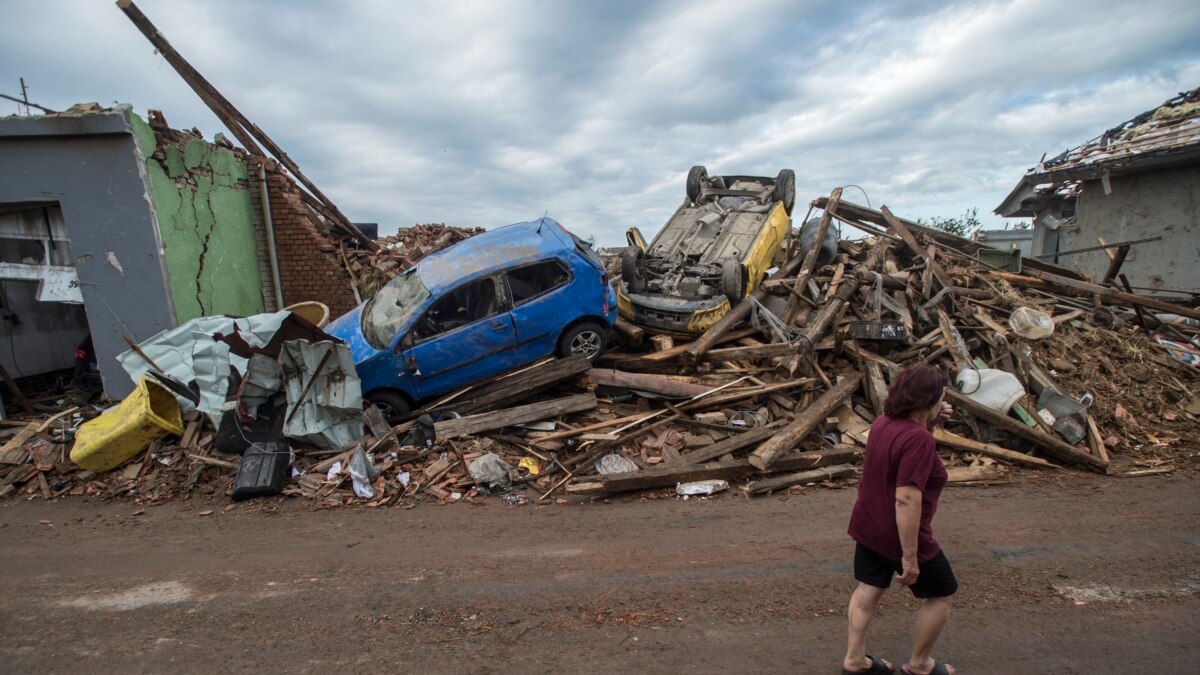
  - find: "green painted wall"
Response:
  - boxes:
[129,113,265,323]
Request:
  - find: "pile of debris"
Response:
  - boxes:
[343,224,484,298]
[2,195,1197,507]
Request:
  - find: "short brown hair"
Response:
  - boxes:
[884,364,948,419]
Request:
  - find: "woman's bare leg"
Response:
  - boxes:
[844,582,889,671]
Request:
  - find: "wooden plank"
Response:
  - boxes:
[1085,414,1110,465]
[591,445,858,495]
[943,389,1106,471]
[880,205,950,290]
[438,355,591,415]
[990,269,1200,321]
[783,187,842,324]
[699,342,805,362]
[743,460,857,495]
[863,362,889,417]
[1101,245,1130,285]
[665,418,790,467]
[932,428,1055,468]
[834,405,872,445]
[587,368,714,398]
[946,465,1004,483]
[614,317,645,343]
[435,393,597,440]
[749,375,861,470]
[0,422,39,455]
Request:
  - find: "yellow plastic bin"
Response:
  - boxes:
[70,378,184,473]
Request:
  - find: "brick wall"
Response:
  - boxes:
[260,161,360,317]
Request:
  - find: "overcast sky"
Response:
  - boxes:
[3,0,1199,246]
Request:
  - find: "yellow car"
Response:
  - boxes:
[617,166,794,336]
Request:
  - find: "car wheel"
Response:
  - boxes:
[559,322,608,362]
[686,165,708,204]
[365,390,411,426]
[720,258,746,302]
[774,169,796,215]
[621,246,646,292]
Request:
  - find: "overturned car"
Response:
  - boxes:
[617,166,795,335]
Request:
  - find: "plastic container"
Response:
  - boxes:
[1008,307,1055,340]
[70,378,184,473]
[800,217,839,267]
[955,368,1025,413]
[975,247,1022,273]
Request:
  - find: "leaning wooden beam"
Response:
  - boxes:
[749,375,861,470]
[880,205,951,291]
[683,254,807,364]
[116,0,378,251]
[989,270,1200,321]
[587,368,714,398]
[783,187,842,324]
[932,428,1056,469]
[579,445,858,496]
[434,393,597,440]
[743,460,857,495]
[613,317,645,346]
[943,389,1107,471]
[664,418,791,467]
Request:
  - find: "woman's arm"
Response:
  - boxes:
[895,484,923,584]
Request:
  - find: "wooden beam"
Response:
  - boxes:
[943,389,1106,471]
[749,375,861,470]
[783,188,841,323]
[588,445,858,495]
[990,269,1200,321]
[431,355,591,415]
[614,317,645,345]
[699,342,805,362]
[743,461,857,495]
[434,393,597,440]
[664,418,790,467]
[880,205,951,291]
[932,428,1055,468]
[587,368,715,398]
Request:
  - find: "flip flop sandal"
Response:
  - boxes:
[843,655,895,674]
[901,661,954,675]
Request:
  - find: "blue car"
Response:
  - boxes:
[326,218,617,421]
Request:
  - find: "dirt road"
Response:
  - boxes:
[2,474,1197,673]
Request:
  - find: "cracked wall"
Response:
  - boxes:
[130,114,267,323]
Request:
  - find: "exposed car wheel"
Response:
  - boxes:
[686,165,708,204]
[559,322,608,362]
[774,169,796,215]
[365,390,411,426]
[720,258,747,302]
[621,246,646,292]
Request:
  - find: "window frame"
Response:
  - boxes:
[502,257,574,309]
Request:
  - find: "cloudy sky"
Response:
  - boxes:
[3,0,1199,245]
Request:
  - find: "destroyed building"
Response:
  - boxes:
[0,103,366,399]
[995,86,1200,299]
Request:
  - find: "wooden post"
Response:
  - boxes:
[749,375,860,470]
[783,188,841,324]
[1101,245,1130,285]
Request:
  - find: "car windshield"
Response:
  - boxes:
[361,268,431,349]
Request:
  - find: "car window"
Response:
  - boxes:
[412,277,500,341]
[506,260,570,306]
[362,268,431,349]
[569,232,604,270]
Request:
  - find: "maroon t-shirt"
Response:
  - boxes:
[848,415,948,563]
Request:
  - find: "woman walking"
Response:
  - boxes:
[841,364,958,675]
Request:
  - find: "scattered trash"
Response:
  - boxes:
[467,453,514,493]
[1008,307,1055,340]
[676,480,729,496]
[595,454,640,475]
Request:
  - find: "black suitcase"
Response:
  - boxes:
[232,441,291,501]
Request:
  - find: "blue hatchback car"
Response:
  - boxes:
[326,218,617,421]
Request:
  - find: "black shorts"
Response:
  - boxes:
[853,542,958,599]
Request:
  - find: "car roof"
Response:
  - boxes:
[416,218,572,293]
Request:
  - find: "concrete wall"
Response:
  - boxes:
[0,109,177,399]
[128,115,267,322]
[1055,165,1199,295]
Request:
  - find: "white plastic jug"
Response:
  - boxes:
[955,368,1025,413]
[1008,307,1055,340]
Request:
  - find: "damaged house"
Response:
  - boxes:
[0,103,366,400]
[995,87,1200,299]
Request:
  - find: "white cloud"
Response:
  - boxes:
[1,0,1198,245]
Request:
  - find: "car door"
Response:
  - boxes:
[398,275,519,400]
[503,258,574,362]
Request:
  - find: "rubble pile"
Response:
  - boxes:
[343,224,484,298]
[2,196,1197,507]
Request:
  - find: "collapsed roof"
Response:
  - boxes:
[996,86,1200,218]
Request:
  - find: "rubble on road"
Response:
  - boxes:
[1,195,1196,508]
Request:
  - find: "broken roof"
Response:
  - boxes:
[996,86,1200,217]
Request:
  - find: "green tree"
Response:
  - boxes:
[919,207,982,238]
